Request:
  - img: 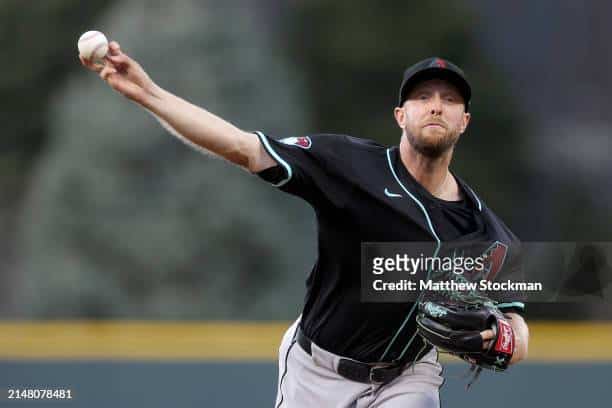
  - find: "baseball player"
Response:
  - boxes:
[81,42,530,407]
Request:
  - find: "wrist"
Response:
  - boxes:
[506,314,528,365]
[509,331,521,364]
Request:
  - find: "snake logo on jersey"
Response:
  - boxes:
[457,241,508,282]
[480,241,508,281]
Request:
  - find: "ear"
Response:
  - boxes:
[393,106,405,129]
[460,112,471,134]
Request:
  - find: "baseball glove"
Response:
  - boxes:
[416,300,515,373]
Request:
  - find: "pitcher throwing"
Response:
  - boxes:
[81,40,529,407]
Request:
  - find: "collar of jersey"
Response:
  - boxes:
[387,147,483,213]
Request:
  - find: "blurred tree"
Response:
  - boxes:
[0,0,116,159]
[13,0,314,319]
[0,0,116,315]
[8,0,605,321]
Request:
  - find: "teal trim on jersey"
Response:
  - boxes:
[385,149,441,242]
[381,243,440,361]
[380,148,442,361]
[464,184,483,212]
[497,301,525,310]
[255,131,292,187]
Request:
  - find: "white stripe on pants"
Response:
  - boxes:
[275,318,444,408]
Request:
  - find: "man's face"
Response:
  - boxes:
[394,78,470,158]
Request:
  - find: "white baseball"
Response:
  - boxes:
[78,30,109,61]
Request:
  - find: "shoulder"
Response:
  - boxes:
[254,131,389,189]
[268,132,388,165]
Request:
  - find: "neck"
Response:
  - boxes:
[399,135,458,200]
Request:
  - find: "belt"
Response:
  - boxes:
[296,327,407,385]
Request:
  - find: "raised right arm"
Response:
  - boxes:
[80,40,276,173]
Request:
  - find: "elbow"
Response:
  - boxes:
[222,130,259,171]
[245,152,263,174]
[219,130,276,173]
[243,132,276,173]
[245,150,261,173]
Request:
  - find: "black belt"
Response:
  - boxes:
[296,327,407,385]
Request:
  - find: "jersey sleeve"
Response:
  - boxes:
[253,131,357,207]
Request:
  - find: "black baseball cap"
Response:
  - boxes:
[398,57,471,111]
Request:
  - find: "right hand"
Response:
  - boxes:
[79,41,157,103]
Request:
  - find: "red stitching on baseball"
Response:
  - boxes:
[91,42,107,59]
[79,32,100,42]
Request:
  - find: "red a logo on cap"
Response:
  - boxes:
[435,58,446,68]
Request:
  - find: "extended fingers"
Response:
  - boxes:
[99,63,117,81]
[107,41,129,66]
[108,41,121,56]
[107,53,129,67]
[80,40,124,73]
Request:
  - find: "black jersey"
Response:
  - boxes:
[255,132,525,363]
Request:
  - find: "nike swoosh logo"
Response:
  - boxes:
[384,188,402,198]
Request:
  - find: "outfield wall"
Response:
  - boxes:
[1,322,610,407]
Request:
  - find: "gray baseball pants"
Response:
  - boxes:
[274,318,444,408]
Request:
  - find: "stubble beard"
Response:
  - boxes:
[405,126,460,158]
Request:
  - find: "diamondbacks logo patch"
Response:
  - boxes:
[279,136,312,149]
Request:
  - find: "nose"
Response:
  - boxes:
[429,93,443,115]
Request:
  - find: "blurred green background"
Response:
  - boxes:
[1,1,611,407]
[2,0,610,320]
